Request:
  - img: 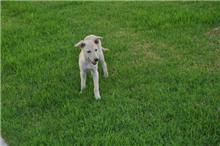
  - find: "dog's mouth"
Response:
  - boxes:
[88,58,98,65]
[91,60,97,65]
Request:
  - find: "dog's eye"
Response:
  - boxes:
[94,39,99,44]
[95,49,98,52]
[87,50,91,53]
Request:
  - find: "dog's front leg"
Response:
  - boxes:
[91,70,101,100]
[80,71,86,93]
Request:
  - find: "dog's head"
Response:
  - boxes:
[75,35,102,65]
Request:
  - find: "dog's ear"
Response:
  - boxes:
[74,40,85,48]
[94,36,103,45]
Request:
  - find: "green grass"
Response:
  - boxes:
[1,2,220,146]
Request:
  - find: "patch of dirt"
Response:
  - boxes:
[206,26,220,36]
[159,42,183,60]
[132,41,163,63]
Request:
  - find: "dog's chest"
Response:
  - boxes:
[82,63,98,71]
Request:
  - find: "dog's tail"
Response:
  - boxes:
[102,48,110,52]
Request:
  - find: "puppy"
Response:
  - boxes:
[75,35,109,100]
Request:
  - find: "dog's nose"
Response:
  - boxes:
[94,58,99,62]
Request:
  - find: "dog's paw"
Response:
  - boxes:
[104,72,109,78]
[95,96,101,100]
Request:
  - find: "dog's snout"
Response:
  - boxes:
[94,58,99,62]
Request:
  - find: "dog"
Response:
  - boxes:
[75,35,109,100]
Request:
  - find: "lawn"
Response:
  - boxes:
[1,1,220,146]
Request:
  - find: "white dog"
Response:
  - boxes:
[75,35,109,100]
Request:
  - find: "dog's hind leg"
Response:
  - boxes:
[99,51,108,78]
[80,71,86,93]
[101,60,108,78]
